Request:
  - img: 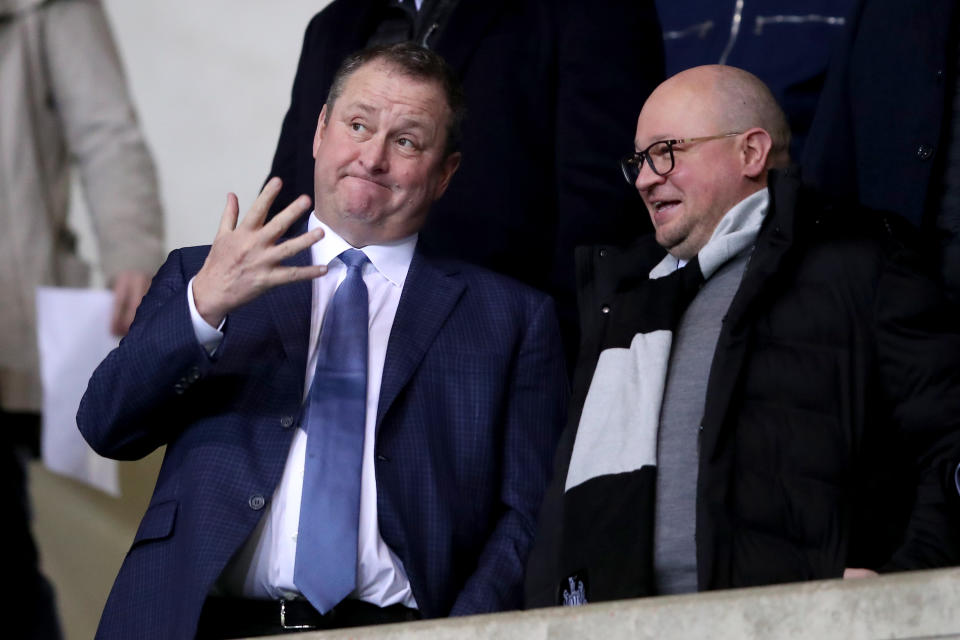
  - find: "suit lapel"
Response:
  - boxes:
[433,0,510,72]
[265,214,313,390]
[376,250,465,429]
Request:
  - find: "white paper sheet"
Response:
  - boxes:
[36,287,120,496]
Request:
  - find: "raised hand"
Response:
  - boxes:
[192,178,327,326]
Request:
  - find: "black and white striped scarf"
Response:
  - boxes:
[557,189,769,605]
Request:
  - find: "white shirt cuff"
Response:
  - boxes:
[187,277,224,355]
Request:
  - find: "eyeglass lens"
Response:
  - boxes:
[646,142,674,175]
[621,141,674,183]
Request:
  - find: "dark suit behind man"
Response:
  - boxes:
[802,0,960,299]
[79,44,567,639]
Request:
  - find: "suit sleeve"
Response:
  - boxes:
[521,409,581,608]
[875,245,960,570]
[43,0,164,280]
[448,295,569,615]
[77,249,214,460]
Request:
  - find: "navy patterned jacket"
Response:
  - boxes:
[78,217,568,639]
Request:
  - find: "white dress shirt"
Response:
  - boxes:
[188,213,419,608]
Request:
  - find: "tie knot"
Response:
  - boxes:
[339,248,368,271]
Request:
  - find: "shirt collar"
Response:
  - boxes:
[307,213,417,287]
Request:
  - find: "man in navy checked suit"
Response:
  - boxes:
[78,43,567,639]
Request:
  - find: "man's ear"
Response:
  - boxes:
[740,127,773,179]
[313,104,329,158]
[433,152,462,200]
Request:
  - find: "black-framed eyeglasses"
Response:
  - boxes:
[620,132,742,184]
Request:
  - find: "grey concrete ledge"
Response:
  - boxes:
[268,567,960,640]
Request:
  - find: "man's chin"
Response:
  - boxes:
[334,188,387,217]
[340,206,384,223]
[656,231,691,260]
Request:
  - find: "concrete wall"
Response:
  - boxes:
[275,568,960,640]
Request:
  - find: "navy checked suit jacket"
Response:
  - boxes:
[78,223,568,639]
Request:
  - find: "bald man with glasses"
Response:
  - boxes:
[525,64,960,608]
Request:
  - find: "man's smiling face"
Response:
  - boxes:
[631,76,748,260]
[312,59,460,247]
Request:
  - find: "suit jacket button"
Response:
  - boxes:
[916,144,934,161]
[600,304,611,315]
[280,416,295,428]
[189,366,201,382]
[174,382,185,395]
[599,248,608,258]
[249,495,266,510]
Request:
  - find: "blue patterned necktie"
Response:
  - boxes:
[294,248,369,613]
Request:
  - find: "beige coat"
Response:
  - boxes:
[0,0,163,412]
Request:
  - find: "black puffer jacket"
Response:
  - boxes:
[526,169,960,607]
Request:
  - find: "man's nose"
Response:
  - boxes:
[359,139,389,173]
[635,159,663,191]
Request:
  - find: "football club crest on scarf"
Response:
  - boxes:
[561,573,588,606]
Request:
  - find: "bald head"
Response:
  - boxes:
[655,65,791,168]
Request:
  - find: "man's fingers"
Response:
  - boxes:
[241,177,283,230]
[116,297,138,336]
[215,193,240,239]
[843,568,879,579]
[109,271,151,336]
[109,292,127,336]
[263,194,313,241]
[267,264,328,287]
[270,226,325,262]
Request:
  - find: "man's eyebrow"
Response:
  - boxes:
[633,134,677,152]
[394,116,430,132]
[640,134,675,146]
[342,102,376,115]
[340,104,432,132]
